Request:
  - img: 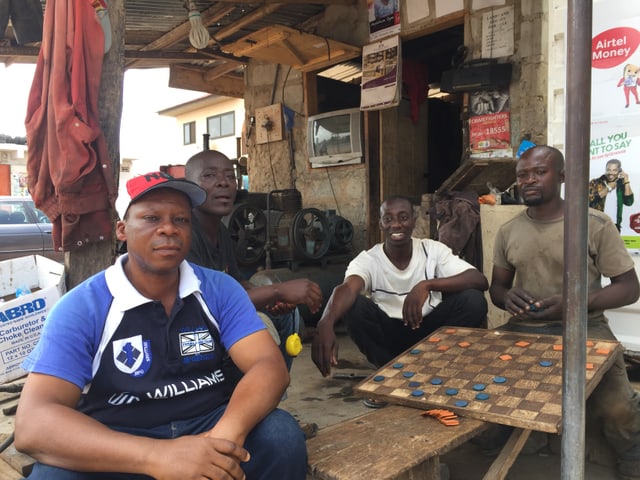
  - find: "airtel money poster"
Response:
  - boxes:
[591,0,640,248]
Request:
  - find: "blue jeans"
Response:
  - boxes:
[26,406,307,480]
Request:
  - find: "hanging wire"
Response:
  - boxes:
[325,167,342,217]
[266,130,279,191]
[185,0,210,49]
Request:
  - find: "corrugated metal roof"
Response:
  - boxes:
[3,1,329,70]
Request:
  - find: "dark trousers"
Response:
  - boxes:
[344,289,488,367]
[500,318,640,461]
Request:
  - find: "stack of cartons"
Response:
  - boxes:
[0,255,65,384]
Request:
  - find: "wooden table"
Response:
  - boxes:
[352,327,622,478]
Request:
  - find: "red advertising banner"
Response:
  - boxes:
[469,111,511,158]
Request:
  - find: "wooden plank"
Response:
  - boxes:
[0,458,22,480]
[211,4,284,44]
[203,61,245,82]
[482,428,531,480]
[223,26,360,72]
[139,5,236,51]
[169,64,244,98]
[435,157,516,197]
[223,30,290,57]
[0,445,34,478]
[307,405,486,480]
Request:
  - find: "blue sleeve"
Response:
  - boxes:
[193,265,265,350]
[21,275,109,390]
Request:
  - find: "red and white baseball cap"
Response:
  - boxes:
[122,171,206,216]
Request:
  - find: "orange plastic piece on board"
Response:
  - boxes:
[421,409,460,426]
[596,348,611,355]
[458,341,471,348]
[553,344,563,351]
[515,341,530,347]
[445,328,457,334]
[586,341,595,347]
[499,354,513,361]
[586,363,594,370]
[437,345,450,351]
[428,337,441,343]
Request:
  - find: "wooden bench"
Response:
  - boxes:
[306,405,487,480]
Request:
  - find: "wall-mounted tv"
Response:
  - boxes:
[306,108,363,168]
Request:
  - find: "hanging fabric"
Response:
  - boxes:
[25,0,116,253]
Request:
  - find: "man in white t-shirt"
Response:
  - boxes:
[311,195,488,396]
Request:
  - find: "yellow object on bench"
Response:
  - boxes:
[306,405,487,480]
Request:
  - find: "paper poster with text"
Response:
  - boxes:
[468,90,511,158]
[591,0,640,248]
[361,36,401,111]
[368,0,401,41]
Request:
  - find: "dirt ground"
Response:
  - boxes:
[282,323,631,480]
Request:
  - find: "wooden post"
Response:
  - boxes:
[65,0,124,288]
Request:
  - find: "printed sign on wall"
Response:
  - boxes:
[591,0,640,247]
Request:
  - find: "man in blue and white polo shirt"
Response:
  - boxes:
[15,171,306,479]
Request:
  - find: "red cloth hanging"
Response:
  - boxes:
[402,59,429,125]
[25,0,115,253]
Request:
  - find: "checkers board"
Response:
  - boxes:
[354,327,622,433]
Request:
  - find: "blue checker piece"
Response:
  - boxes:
[476,393,490,401]
[373,375,385,382]
[473,383,486,391]
[402,371,415,378]
[454,400,468,407]
[430,378,443,385]
[393,362,404,369]
[411,390,424,397]
[493,376,506,384]
[408,381,421,388]
[410,349,421,355]
[445,388,458,396]
[540,360,553,367]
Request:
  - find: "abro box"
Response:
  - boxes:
[0,255,65,384]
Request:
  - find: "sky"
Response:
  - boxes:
[0,64,205,163]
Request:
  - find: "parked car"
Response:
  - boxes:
[0,196,63,262]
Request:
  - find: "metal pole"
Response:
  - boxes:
[562,1,592,479]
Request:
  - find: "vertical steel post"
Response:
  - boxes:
[562,1,592,479]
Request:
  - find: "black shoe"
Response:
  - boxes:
[363,398,387,409]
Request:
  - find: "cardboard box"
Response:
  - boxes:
[0,255,65,384]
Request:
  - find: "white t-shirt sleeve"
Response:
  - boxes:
[344,249,374,293]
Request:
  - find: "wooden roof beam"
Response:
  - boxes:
[169,64,244,98]
[210,4,283,44]
[203,61,244,82]
[222,29,289,56]
[281,38,306,65]
[140,4,236,51]
[126,4,236,68]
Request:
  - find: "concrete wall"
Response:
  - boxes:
[464,0,549,147]
[244,2,370,252]
[243,0,550,253]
